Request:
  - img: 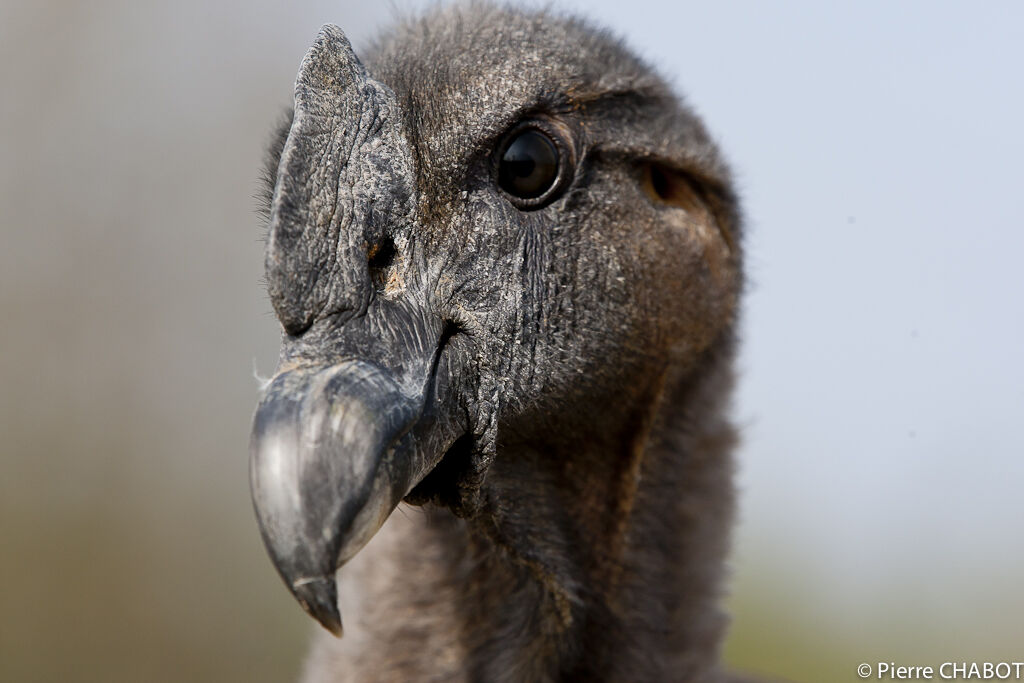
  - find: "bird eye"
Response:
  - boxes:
[495,123,570,209]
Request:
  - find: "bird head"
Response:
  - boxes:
[251,6,741,635]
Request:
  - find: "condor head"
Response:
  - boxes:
[251,23,740,635]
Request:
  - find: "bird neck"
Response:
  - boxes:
[302,343,738,683]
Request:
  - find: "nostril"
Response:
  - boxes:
[439,319,467,347]
[368,237,396,291]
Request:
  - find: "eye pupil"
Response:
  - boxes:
[498,129,560,201]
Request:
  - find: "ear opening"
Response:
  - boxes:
[641,161,704,213]
[640,161,737,254]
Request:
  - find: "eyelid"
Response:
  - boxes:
[491,117,577,210]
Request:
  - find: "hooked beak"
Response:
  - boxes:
[250,359,439,635]
[252,24,469,636]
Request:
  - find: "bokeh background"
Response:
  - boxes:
[2,1,1021,681]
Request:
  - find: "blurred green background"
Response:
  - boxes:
[2,1,1022,681]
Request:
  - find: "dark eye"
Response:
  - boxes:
[495,123,571,209]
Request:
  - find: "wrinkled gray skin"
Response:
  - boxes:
[252,3,753,681]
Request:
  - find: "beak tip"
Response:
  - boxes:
[320,614,344,638]
[292,576,344,637]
